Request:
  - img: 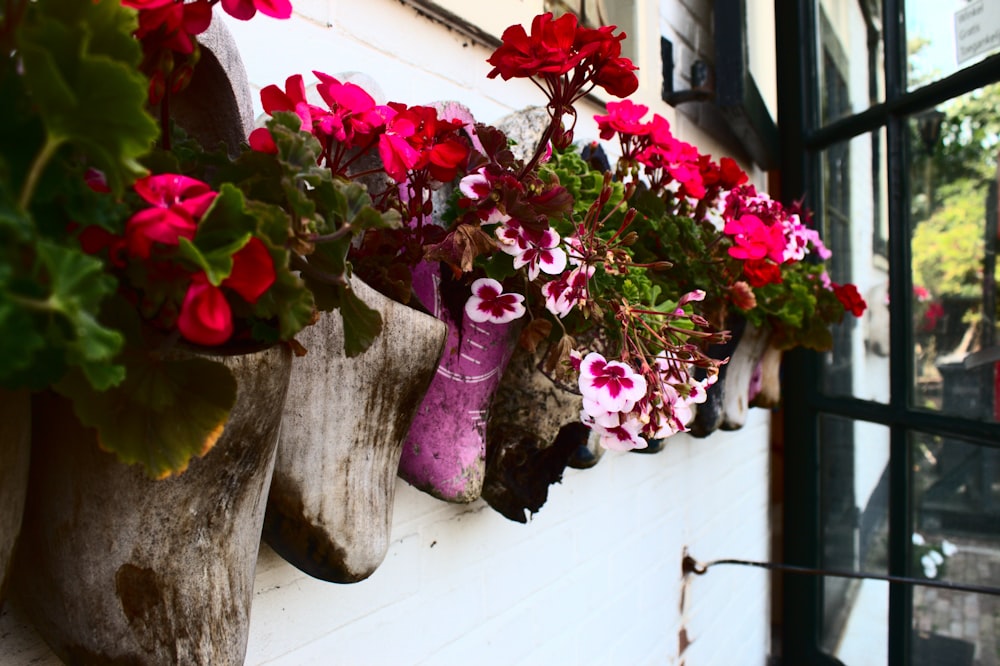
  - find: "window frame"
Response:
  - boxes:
[775,0,1000,663]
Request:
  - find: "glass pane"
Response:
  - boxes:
[911,433,1000,663]
[820,415,891,661]
[909,87,1000,421]
[818,0,885,124]
[820,129,890,402]
[907,0,1000,92]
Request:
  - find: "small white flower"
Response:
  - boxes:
[929,549,944,566]
[912,533,926,546]
[941,540,958,557]
[920,554,938,579]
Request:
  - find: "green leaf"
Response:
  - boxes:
[56,351,238,478]
[19,0,157,195]
[337,284,383,357]
[35,240,124,389]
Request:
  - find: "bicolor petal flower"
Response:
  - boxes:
[578,352,647,414]
[586,414,647,452]
[464,278,526,324]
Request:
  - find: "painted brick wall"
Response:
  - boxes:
[0,1,774,663]
[242,405,769,665]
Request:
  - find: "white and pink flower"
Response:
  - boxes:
[464,277,526,324]
[496,221,567,280]
[579,352,647,414]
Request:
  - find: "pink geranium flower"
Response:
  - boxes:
[724,213,787,263]
[260,74,327,132]
[594,99,652,140]
[464,278,526,324]
[578,352,647,414]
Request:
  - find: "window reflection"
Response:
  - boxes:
[911,434,1000,663]
[909,86,1000,422]
[907,1,1000,92]
[820,415,891,661]
[819,0,885,125]
[820,131,890,403]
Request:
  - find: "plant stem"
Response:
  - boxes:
[19,135,63,211]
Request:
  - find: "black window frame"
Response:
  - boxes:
[775,0,1000,663]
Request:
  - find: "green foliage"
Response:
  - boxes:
[912,179,986,300]
[0,0,153,392]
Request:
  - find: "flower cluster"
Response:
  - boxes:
[594,98,867,352]
[79,174,277,347]
[240,10,867,453]
[912,532,958,579]
[2,0,415,477]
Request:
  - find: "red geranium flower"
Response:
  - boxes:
[177,238,277,346]
[742,259,783,287]
[833,282,867,317]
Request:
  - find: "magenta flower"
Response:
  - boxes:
[125,174,217,259]
[594,99,652,140]
[312,71,385,145]
[178,275,233,346]
[221,0,292,21]
[376,107,421,183]
[724,214,787,263]
[578,352,647,414]
[464,278,526,324]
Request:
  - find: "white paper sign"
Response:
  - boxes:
[955,0,1000,65]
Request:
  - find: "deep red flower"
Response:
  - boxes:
[718,157,749,189]
[833,282,867,317]
[224,238,276,305]
[248,127,278,153]
[742,259,783,288]
[486,12,638,100]
[486,13,582,80]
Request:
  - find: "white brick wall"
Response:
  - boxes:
[242,408,771,665]
[0,1,774,663]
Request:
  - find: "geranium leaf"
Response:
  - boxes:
[337,284,382,357]
[18,0,157,196]
[57,351,238,479]
[35,240,124,389]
